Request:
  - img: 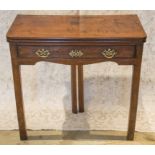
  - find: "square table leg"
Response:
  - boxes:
[11,60,27,140]
[71,65,78,114]
[78,65,84,112]
[127,45,143,140]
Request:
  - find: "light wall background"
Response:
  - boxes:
[0,10,155,132]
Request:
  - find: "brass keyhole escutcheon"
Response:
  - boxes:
[69,49,84,57]
[35,49,50,58]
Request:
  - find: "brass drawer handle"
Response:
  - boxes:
[69,50,83,57]
[35,49,50,58]
[101,48,117,59]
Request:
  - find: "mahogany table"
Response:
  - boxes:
[7,15,146,140]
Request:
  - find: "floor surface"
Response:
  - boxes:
[0,130,155,145]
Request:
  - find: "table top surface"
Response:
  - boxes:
[7,15,146,41]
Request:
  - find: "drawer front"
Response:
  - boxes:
[17,46,135,59]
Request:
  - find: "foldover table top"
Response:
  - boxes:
[7,15,146,41]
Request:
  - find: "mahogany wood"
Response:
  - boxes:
[78,65,84,112]
[71,65,78,114]
[17,45,135,59]
[7,15,146,140]
[127,44,143,140]
[10,44,27,140]
[7,15,146,40]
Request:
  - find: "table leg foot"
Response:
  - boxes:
[20,132,28,140]
[127,133,134,140]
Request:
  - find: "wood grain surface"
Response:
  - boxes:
[7,15,146,40]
